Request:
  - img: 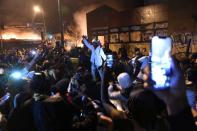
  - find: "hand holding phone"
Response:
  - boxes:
[144,58,189,116]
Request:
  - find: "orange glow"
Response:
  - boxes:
[33,5,41,13]
[74,4,100,36]
[55,33,83,48]
[2,34,17,40]
[64,44,72,52]
[1,28,41,40]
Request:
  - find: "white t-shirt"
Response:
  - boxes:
[83,39,106,67]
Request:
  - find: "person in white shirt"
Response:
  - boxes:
[82,36,106,81]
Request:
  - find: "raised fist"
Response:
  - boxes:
[82,35,87,39]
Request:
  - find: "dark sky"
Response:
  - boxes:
[0,0,132,33]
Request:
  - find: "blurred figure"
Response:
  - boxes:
[8,72,74,131]
[128,89,168,131]
[142,48,147,56]
[133,47,143,60]
[0,112,7,131]
[185,68,197,111]
[103,42,112,55]
[118,44,129,61]
[82,36,106,81]
[108,72,133,111]
[78,48,90,70]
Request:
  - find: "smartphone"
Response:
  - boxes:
[151,36,172,89]
[106,54,113,68]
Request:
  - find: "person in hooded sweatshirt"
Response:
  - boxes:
[108,72,133,111]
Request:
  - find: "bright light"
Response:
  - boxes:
[1,29,41,40]
[10,71,22,79]
[48,34,53,40]
[31,50,37,55]
[2,34,17,40]
[33,5,41,13]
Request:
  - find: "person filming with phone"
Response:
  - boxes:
[82,36,106,81]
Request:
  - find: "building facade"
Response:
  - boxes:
[87,0,197,56]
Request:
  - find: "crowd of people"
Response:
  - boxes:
[0,36,196,131]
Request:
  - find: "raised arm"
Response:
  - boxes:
[101,68,126,119]
[82,37,94,50]
[144,58,197,131]
[22,52,40,75]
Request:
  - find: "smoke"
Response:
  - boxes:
[73,4,101,36]
[66,1,123,48]
[72,0,127,37]
[62,4,101,48]
[1,28,41,40]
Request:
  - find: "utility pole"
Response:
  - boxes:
[58,0,64,47]
[0,22,4,50]
[0,30,3,50]
[0,6,5,50]
[42,0,47,40]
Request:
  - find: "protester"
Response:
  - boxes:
[118,44,129,61]
[108,72,133,111]
[0,37,196,131]
[101,57,197,131]
[82,36,106,81]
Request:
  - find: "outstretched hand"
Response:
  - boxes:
[81,35,88,45]
[143,58,188,115]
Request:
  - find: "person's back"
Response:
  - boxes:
[32,96,75,131]
[7,71,75,131]
[8,95,75,131]
[7,99,36,131]
[128,89,170,131]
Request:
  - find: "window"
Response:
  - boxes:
[110,33,119,43]
[130,31,141,41]
[155,29,168,37]
[142,30,154,41]
[119,32,129,42]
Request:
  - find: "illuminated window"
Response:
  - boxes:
[119,32,129,42]
[142,30,154,41]
[110,33,119,43]
[130,31,141,41]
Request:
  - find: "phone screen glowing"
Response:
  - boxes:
[151,36,172,89]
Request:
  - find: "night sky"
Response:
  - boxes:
[0,0,132,33]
